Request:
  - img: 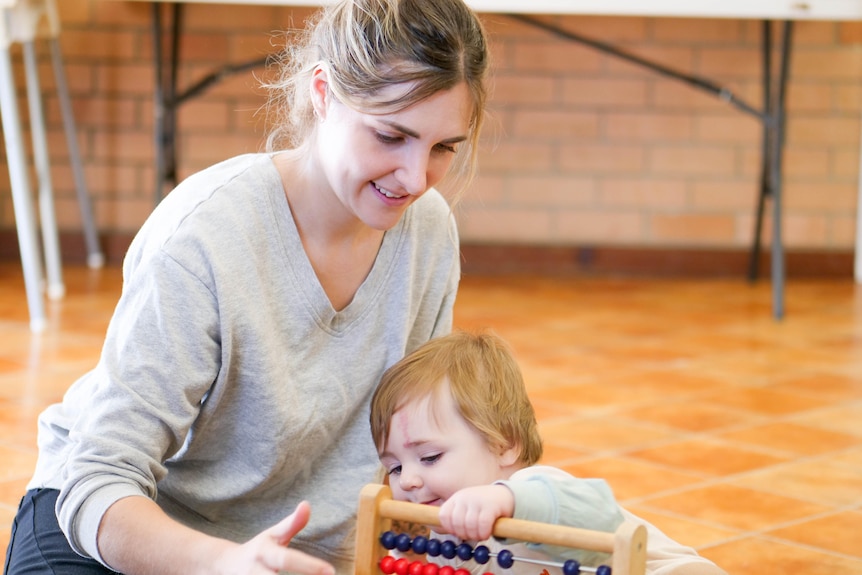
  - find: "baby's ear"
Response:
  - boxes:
[498,441,521,467]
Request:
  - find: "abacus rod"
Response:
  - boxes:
[377,499,616,554]
[484,551,603,574]
[487,553,562,569]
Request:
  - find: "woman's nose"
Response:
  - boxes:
[397,151,429,196]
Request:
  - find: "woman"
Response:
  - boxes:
[3,0,489,573]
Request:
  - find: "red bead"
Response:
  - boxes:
[454,569,470,575]
[379,555,396,574]
[408,561,425,575]
[439,566,455,575]
[422,563,439,575]
[394,558,411,575]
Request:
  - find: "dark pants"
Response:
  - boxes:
[4,489,116,574]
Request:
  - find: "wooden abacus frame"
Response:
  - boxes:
[355,484,648,575]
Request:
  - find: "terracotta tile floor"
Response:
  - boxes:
[2,262,862,574]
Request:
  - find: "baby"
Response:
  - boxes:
[369,330,727,575]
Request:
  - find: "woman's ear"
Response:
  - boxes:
[310,65,329,122]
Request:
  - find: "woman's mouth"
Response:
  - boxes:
[373,182,406,199]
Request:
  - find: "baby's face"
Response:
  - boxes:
[378,382,510,505]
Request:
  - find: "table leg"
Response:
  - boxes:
[23,39,64,300]
[768,21,793,320]
[0,46,47,332]
[749,21,772,282]
[856,115,862,283]
[50,38,104,269]
[146,1,268,205]
[152,2,182,204]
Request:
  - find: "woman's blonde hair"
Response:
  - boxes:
[370,330,543,467]
[264,0,490,201]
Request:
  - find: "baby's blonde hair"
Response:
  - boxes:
[370,331,543,466]
[264,0,489,202]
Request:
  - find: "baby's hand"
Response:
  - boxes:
[438,485,515,542]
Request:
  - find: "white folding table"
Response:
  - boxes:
[106,0,862,319]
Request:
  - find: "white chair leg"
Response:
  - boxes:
[50,38,104,269]
[0,45,47,332]
[23,38,64,300]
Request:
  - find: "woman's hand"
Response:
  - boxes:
[215,501,335,575]
[437,485,514,542]
[98,496,334,575]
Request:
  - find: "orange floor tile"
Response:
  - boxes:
[1,262,861,574]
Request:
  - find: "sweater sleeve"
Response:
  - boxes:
[494,467,624,567]
[56,251,221,566]
[499,470,624,533]
[496,467,728,575]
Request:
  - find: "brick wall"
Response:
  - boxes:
[1,1,860,266]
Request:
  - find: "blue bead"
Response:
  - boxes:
[441,540,457,559]
[473,545,490,565]
[380,531,397,550]
[562,559,581,575]
[455,543,473,561]
[596,566,612,575]
[497,549,514,569]
[411,536,428,555]
[427,539,442,557]
[395,533,412,552]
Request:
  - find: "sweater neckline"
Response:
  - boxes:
[263,156,406,333]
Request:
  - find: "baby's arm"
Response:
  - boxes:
[438,484,515,541]
[436,468,623,542]
[436,471,622,568]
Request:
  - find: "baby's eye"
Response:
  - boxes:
[387,465,402,476]
[420,454,442,465]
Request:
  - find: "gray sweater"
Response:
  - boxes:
[28,153,460,572]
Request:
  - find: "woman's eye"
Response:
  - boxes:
[434,143,457,154]
[376,132,403,145]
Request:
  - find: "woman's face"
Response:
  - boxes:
[313,79,472,231]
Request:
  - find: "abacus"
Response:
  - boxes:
[355,484,647,575]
